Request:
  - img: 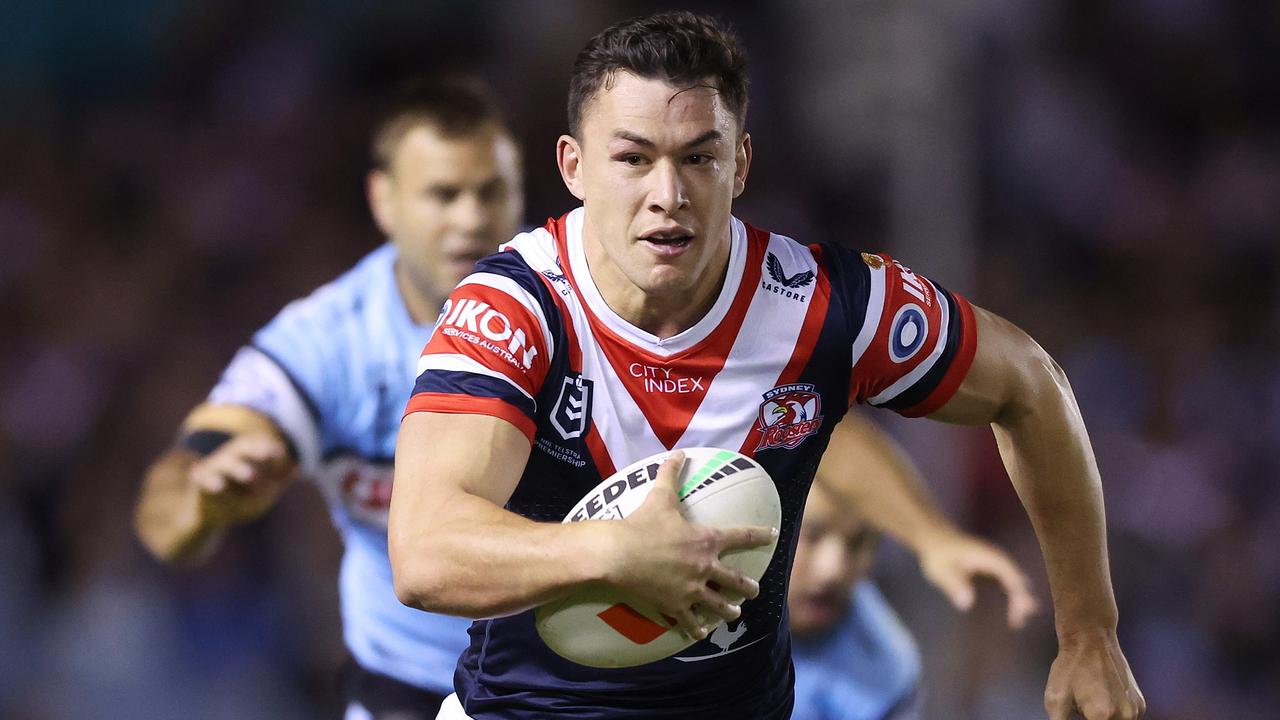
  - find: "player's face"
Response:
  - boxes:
[558,71,750,303]
[369,122,523,310]
[788,486,878,637]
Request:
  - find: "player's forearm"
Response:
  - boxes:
[389,489,613,618]
[993,355,1118,637]
[821,415,959,553]
[134,449,225,564]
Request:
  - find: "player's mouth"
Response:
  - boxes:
[794,592,842,626]
[638,227,695,257]
[446,251,487,273]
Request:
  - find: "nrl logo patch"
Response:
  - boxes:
[755,383,824,451]
[551,373,594,440]
[860,252,885,270]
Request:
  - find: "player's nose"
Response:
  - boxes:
[449,191,490,234]
[810,536,850,586]
[647,159,688,216]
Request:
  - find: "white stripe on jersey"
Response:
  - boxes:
[868,278,951,406]
[208,345,324,476]
[675,233,816,450]
[417,353,535,402]
[456,272,555,361]
[565,208,749,357]
[850,261,886,369]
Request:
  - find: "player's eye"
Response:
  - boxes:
[477,179,505,203]
[429,186,461,204]
[799,524,824,543]
[616,153,646,166]
[686,153,712,166]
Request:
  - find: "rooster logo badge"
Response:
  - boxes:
[756,383,824,451]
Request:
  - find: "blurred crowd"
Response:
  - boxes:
[1,1,1276,718]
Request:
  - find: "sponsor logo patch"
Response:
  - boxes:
[766,252,815,288]
[438,297,539,370]
[628,362,706,394]
[889,303,928,363]
[761,252,815,302]
[755,383,824,451]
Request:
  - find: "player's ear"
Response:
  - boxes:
[733,132,752,199]
[557,135,586,201]
[367,169,396,237]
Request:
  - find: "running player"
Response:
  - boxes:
[792,413,1037,720]
[133,78,524,719]
[393,11,1143,720]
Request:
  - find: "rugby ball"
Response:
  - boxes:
[534,447,780,668]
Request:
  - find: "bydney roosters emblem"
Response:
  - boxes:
[755,383,824,451]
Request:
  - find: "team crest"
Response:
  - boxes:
[860,252,885,270]
[551,373,594,440]
[755,383,824,451]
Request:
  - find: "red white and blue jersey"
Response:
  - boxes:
[406,208,976,719]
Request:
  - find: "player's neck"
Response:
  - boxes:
[392,260,445,327]
[582,227,730,340]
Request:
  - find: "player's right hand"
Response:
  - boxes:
[187,433,294,529]
[602,451,777,641]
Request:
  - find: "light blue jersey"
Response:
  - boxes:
[791,583,922,720]
[208,243,471,695]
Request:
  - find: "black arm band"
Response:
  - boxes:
[180,429,234,456]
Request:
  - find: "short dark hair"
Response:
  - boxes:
[371,77,511,170]
[567,11,749,138]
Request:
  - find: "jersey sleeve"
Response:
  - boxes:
[838,250,977,417]
[405,268,554,443]
[207,298,339,476]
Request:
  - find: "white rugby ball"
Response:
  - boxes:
[534,447,780,668]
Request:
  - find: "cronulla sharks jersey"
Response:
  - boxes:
[207,244,472,695]
[791,583,922,720]
[407,208,976,719]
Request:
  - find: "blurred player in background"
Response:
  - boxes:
[791,414,1037,720]
[133,78,524,720]
[393,11,1144,719]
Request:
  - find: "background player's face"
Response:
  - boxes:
[788,485,879,637]
[369,122,523,308]
[559,71,750,301]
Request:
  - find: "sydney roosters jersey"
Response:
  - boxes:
[406,208,976,719]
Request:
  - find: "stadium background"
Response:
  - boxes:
[1,1,1276,717]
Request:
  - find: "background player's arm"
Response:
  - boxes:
[389,411,771,638]
[134,403,295,564]
[928,306,1144,719]
[817,413,1037,628]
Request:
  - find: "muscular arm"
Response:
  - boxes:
[930,306,1143,718]
[134,403,295,564]
[930,307,1112,634]
[389,412,611,617]
[390,412,769,634]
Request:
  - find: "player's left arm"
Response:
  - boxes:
[930,306,1145,720]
